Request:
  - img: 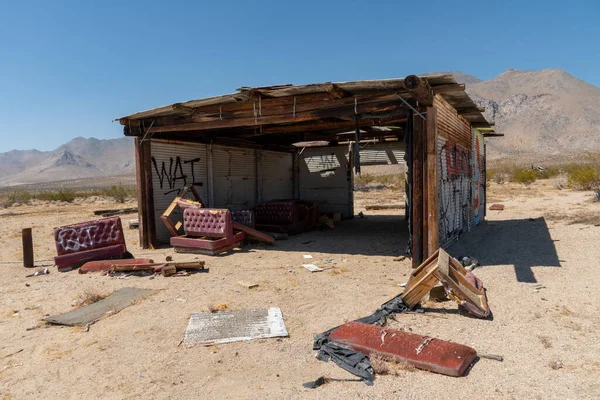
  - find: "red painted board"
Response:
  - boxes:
[79,258,154,274]
[329,322,477,377]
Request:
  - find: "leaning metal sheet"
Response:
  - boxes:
[182,307,288,346]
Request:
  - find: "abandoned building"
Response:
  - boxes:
[118,74,499,267]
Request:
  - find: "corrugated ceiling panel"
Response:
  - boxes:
[359,142,406,166]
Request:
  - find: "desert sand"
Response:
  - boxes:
[1,181,599,399]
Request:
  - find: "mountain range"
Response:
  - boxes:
[0,68,598,186]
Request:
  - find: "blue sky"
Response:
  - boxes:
[0,0,598,152]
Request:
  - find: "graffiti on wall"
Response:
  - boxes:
[438,139,473,246]
[151,156,203,195]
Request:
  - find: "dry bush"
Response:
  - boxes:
[75,289,108,308]
[565,164,600,190]
[370,353,416,375]
[514,169,537,185]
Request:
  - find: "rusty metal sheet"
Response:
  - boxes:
[43,288,154,326]
[182,307,288,346]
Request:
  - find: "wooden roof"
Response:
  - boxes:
[118,74,497,146]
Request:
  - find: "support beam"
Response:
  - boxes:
[426,106,438,257]
[353,115,361,174]
[404,75,434,107]
[411,109,426,267]
[172,103,197,114]
[325,83,351,99]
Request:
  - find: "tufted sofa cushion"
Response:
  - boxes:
[54,217,125,256]
[183,208,233,238]
[255,201,298,225]
[231,210,254,228]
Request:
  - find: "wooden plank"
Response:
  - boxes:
[426,106,438,255]
[431,83,465,94]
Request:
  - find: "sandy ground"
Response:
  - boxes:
[1,181,600,399]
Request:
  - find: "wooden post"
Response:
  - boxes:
[411,111,425,268]
[140,139,156,249]
[134,138,148,249]
[426,106,439,256]
[22,228,34,268]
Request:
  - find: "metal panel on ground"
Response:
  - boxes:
[212,146,257,210]
[150,140,208,243]
[258,150,293,202]
[298,146,352,218]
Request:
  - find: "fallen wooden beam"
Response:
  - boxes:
[364,204,405,210]
[233,222,275,245]
[93,207,138,217]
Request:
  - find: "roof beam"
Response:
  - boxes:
[431,83,466,94]
[403,75,434,106]
[147,95,406,134]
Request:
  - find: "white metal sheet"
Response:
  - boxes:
[150,140,208,243]
[182,307,288,346]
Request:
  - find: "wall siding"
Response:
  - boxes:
[150,140,208,243]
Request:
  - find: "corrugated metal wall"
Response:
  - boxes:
[150,140,208,243]
[435,95,477,248]
[435,95,471,149]
[212,146,257,210]
[472,130,485,226]
[298,146,352,218]
[258,150,293,202]
[358,141,406,165]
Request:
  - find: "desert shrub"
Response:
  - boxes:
[35,189,76,203]
[567,165,600,190]
[5,190,32,205]
[354,173,376,187]
[103,183,129,203]
[514,169,537,185]
[534,167,559,180]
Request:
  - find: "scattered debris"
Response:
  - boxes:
[79,258,154,274]
[43,287,154,326]
[181,307,288,346]
[401,249,491,318]
[489,204,505,211]
[318,215,335,229]
[459,255,480,271]
[165,255,173,262]
[303,376,328,389]
[75,289,108,308]
[365,205,405,211]
[303,255,313,259]
[128,220,139,229]
[478,353,504,362]
[428,285,449,302]
[2,349,23,359]
[93,207,138,217]
[549,360,563,370]
[393,256,406,262]
[303,264,324,272]
[358,212,365,218]
[237,281,259,289]
[530,283,546,291]
[209,304,228,313]
[26,267,49,278]
[328,322,477,377]
[269,232,289,241]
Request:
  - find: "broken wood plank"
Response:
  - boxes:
[232,222,275,244]
[93,207,138,217]
[364,204,405,210]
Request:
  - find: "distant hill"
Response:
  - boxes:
[0,137,134,187]
[445,68,600,161]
